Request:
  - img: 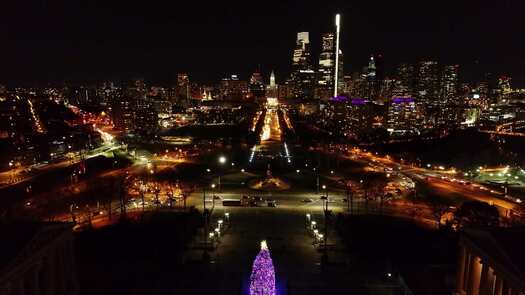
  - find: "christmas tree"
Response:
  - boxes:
[249,240,276,295]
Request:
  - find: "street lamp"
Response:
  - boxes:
[211,183,216,207]
[218,156,227,192]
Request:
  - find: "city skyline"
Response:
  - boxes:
[2,1,525,86]
[2,2,525,294]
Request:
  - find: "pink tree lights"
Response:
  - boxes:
[249,240,276,295]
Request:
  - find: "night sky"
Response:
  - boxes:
[2,0,524,86]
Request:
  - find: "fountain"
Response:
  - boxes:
[248,164,290,191]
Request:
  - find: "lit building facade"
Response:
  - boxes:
[249,71,266,98]
[289,32,315,99]
[317,32,336,100]
[386,97,422,136]
[220,74,249,100]
[442,65,459,104]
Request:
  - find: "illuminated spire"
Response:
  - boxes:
[334,13,341,98]
[270,71,276,88]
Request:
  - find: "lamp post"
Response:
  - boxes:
[346,184,352,214]
[316,169,320,194]
[203,184,208,250]
[322,185,328,210]
[211,183,216,208]
[218,156,227,192]
[321,185,329,262]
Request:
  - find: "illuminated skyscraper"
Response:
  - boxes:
[316,14,344,100]
[177,73,190,103]
[416,61,439,101]
[249,70,265,98]
[289,32,315,99]
[497,75,512,103]
[220,74,249,100]
[441,65,459,103]
[316,32,336,100]
[387,97,421,136]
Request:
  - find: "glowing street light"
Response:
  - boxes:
[218,156,227,164]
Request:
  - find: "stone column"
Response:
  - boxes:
[494,276,503,295]
[17,278,25,295]
[466,254,475,295]
[502,280,511,295]
[31,264,41,295]
[56,246,67,295]
[456,245,467,294]
[479,262,489,295]
[44,252,56,295]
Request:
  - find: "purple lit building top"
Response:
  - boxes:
[351,98,368,105]
[392,97,415,104]
[331,95,348,102]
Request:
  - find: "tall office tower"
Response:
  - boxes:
[266,71,278,98]
[365,55,377,100]
[317,32,336,100]
[316,15,344,101]
[220,74,249,101]
[393,63,414,97]
[290,32,315,99]
[416,61,440,101]
[375,54,385,82]
[374,54,385,100]
[441,65,459,104]
[387,97,421,136]
[134,97,158,134]
[112,95,134,131]
[177,73,190,102]
[367,55,376,79]
[249,71,265,98]
[497,75,512,103]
